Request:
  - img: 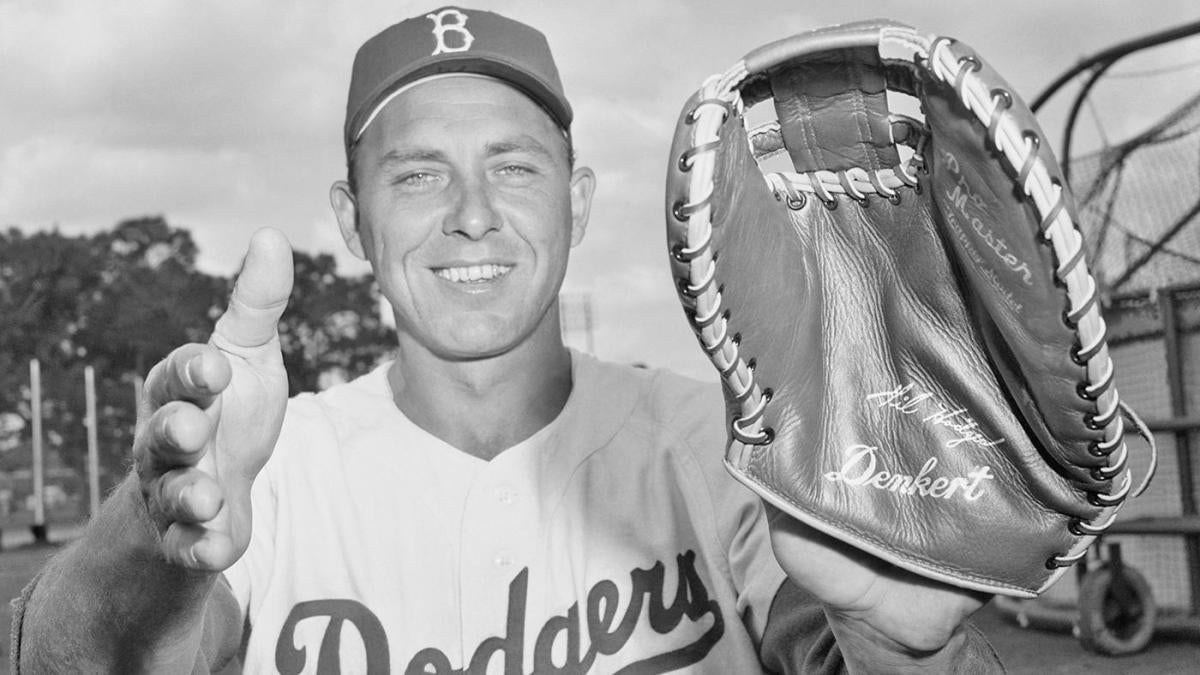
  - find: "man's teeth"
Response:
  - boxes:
[436,264,513,283]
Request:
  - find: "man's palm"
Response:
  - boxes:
[139,228,293,571]
[766,504,987,654]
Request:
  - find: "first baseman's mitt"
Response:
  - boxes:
[665,20,1156,597]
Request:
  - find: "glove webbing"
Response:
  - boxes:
[770,47,899,173]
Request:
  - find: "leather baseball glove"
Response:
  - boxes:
[664,20,1156,597]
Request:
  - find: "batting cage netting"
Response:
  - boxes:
[1005,68,1200,647]
[1073,91,1200,294]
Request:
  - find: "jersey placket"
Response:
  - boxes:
[457,455,540,670]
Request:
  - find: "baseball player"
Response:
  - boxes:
[13,7,1003,673]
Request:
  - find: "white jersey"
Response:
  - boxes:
[224,351,786,674]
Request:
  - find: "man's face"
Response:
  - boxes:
[332,76,594,361]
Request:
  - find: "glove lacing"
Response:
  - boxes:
[669,34,1158,573]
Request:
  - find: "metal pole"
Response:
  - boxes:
[84,366,101,518]
[1056,60,1116,187]
[29,359,46,542]
[1028,19,1200,189]
[1159,289,1200,615]
[1111,199,1200,292]
[1145,416,1200,432]
[1030,19,1200,113]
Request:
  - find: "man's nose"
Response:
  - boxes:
[443,176,501,240]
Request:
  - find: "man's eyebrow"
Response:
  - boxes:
[373,136,559,169]
[377,148,447,169]
[485,136,555,161]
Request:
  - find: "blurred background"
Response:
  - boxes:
[2,1,1200,671]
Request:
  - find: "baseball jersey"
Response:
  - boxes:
[223,350,788,674]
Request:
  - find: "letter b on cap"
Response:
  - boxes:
[427,8,474,55]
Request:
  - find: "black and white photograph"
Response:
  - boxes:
[2,1,1199,672]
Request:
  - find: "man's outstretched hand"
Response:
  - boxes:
[134,228,293,572]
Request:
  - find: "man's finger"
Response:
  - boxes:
[152,468,224,524]
[142,344,232,413]
[211,227,294,356]
[134,401,213,477]
[161,523,236,571]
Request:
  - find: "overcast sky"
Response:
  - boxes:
[3,0,1198,379]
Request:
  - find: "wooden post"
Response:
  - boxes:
[85,366,101,518]
[133,373,144,416]
[29,359,46,543]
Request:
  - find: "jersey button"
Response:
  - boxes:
[496,487,518,505]
[494,553,513,568]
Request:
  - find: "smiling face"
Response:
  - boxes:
[331,76,594,362]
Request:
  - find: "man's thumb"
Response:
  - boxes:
[211,228,294,354]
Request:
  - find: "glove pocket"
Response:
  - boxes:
[721,196,1107,595]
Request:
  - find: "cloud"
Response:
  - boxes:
[3,0,1199,372]
[0,0,355,271]
[1,136,247,222]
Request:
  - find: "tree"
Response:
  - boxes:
[78,217,226,375]
[0,218,224,497]
[0,218,396,508]
[0,227,103,410]
[0,227,102,473]
[279,250,396,395]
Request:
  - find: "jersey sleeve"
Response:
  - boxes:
[672,382,788,648]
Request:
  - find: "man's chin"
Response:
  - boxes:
[428,319,526,362]
[405,302,558,362]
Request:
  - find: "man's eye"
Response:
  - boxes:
[395,171,438,187]
[497,164,535,177]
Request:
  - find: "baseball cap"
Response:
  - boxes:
[343,6,572,154]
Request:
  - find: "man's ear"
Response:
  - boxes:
[330,180,367,260]
[568,166,596,247]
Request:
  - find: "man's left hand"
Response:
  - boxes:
[766,504,989,664]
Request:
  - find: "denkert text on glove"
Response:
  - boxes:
[823,445,996,501]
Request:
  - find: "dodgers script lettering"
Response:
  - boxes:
[273,550,724,673]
